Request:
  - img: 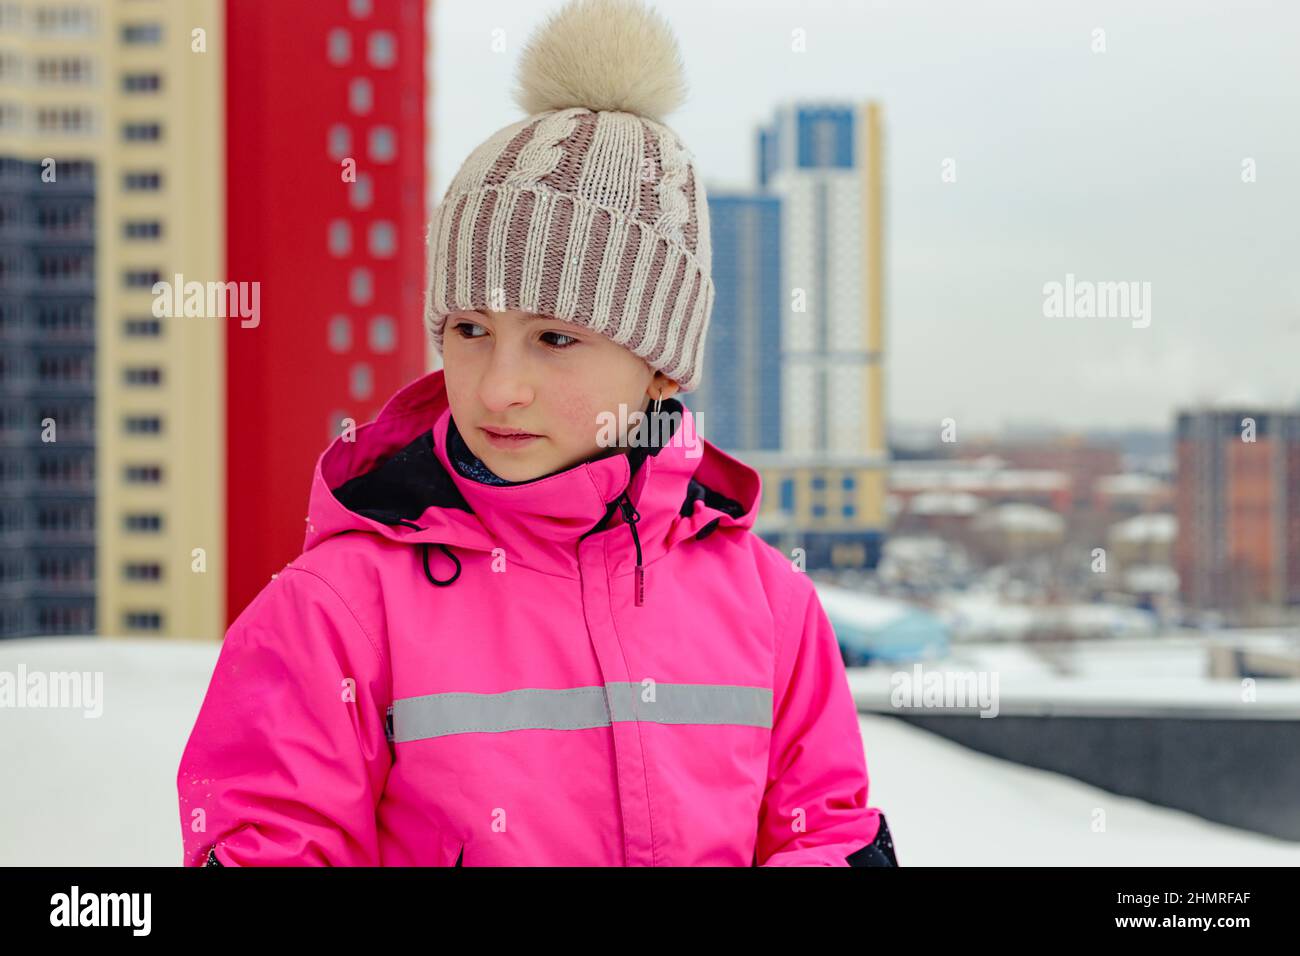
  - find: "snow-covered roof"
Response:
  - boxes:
[1123,564,1180,593]
[908,491,985,516]
[1110,512,1177,542]
[1095,473,1165,497]
[936,592,1159,638]
[890,463,1068,493]
[881,535,949,560]
[972,503,1066,533]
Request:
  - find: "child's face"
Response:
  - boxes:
[441,308,678,483]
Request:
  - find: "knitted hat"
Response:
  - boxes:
[424,0,714,393]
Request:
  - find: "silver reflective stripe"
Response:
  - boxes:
[389,682,773,743]
[605,682,773,727]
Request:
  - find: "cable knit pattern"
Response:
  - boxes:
[653,126,691,248]
[509,108,586,185]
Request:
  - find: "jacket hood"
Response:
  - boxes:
[302,367,762,585]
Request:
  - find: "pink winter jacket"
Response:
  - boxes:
[177,367,895,867]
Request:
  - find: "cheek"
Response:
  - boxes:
[550,387,603,447]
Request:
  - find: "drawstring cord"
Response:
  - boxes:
[396,519,461,587]
[395,496,644,602]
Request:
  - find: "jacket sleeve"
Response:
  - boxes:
[177,566,393,866]
[754,572,896,866]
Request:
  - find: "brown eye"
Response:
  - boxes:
[542,331,578,350]
[453,321,486,339]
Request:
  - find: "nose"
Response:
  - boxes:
[477,343,535,411]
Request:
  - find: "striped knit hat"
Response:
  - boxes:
[424,0,714,393]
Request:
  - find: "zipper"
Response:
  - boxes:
[617,490,644,606]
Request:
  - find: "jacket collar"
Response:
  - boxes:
[305,367,761,581]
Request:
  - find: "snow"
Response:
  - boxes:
[936,592,1160,639]
[907,490,985,516]
[815,585,916,629]
[3,636,1298,866]
[848,666,1300,718]
[1110,512,1177,542]
[856,712,1300,865]
[1123,564,1180,593]
[1095,473,1165,497]
[973,502,1065,533]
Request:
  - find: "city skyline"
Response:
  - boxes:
[432,0,1300,432]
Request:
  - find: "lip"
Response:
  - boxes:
[481,426,542,450]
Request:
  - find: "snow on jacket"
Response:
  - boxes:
[177,367,896,866]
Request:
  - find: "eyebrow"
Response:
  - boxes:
[470,309,563,325]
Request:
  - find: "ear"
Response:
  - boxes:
[650,372,681,400]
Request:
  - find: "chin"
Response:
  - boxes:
[478,448,544,481]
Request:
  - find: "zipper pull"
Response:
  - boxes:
[617,492,644,606]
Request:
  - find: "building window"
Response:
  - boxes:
[328,315,351,353]
[124,220,162,239]
[121,23,161,44]
[368,30,396,68]
[842,503,856,518]
[36,107,95,133]
[349,173,373,209]
[124,563,163,582]
[122,122,162,142]
[842,474,855,491]
[349,363,373,400]
[780,478,795,513]
[123,171,162,191]
[124,611,164,630]
[124,464,163,484]
[327,28,350,65]
[812,503,826,518]
[34,353,94,386]
[349,0,373,17]
[122,72,162,93]
[368,220,395,257]
[124,269,162,289]
[328,409,350,439]
[349,78,372,115]
[349,268,372,305]
[124,513,163,532]
[811,475,826,491]
[35,6,97,36]
[34,56,94,85]
[124,415,163,434]
[123,366,162,386]
[328,219,351,256]
[368,126,395,162]
[328,124,350,160]
[123,317,163,337]
[369,315,396,352]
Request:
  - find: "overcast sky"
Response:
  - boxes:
[429,0,1300,434]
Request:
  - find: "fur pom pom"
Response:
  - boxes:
[512,0,688,123]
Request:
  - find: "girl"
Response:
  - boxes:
[178,0,896,867]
